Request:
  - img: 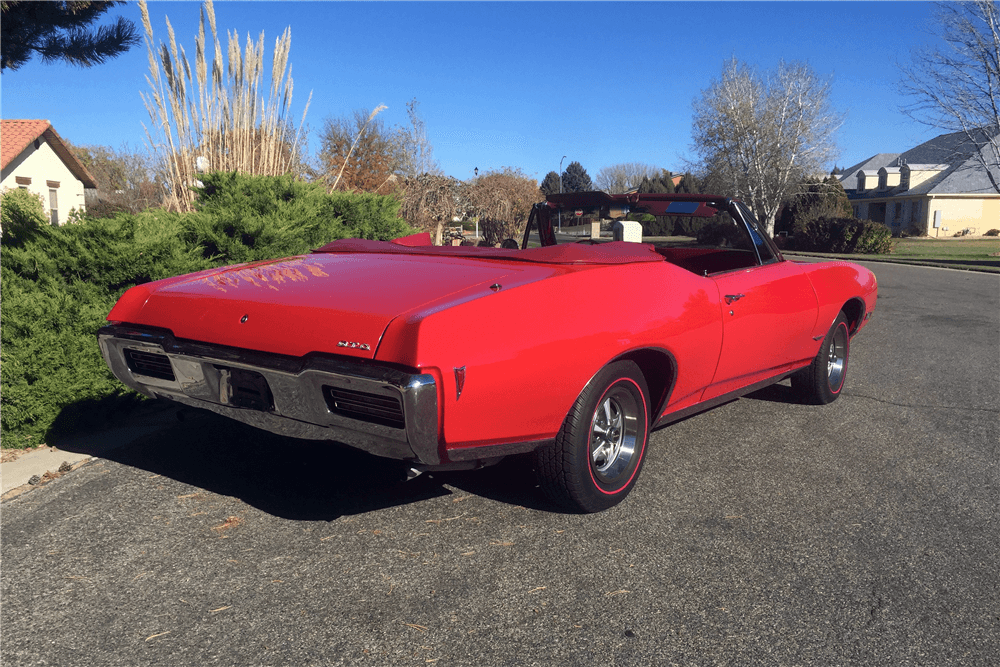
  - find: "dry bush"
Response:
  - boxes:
[398,174,463,245]
[320,106,399,193]
[138,0,310,212]
[463,168,541,246]
[320,99,441,194]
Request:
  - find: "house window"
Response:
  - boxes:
[49,188,59,226]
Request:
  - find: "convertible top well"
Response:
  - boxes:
[314,236,665,265]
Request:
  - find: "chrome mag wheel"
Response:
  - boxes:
[827,321,849,393]
[590,388,640,484]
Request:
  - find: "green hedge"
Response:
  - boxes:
[1,173,413,447]
[794,217,893,255]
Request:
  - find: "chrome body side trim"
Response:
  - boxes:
[97,324,442,465]
[652,369,801,430]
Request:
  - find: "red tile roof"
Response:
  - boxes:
[1,119,97,188]
[1,119,50,168]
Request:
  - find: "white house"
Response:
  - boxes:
[1,119,97,225]
[838,130,1000,236]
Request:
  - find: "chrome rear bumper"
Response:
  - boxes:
[97,325,441,465]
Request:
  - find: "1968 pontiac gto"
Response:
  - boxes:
[98,192,877,512]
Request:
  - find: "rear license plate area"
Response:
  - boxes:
[217,366,274,412]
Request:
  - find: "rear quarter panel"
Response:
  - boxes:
[376,260,724,452]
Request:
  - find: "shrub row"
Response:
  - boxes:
[1,173,413,447]
[787,216,893,255]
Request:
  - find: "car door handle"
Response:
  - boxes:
[724,294,745,305]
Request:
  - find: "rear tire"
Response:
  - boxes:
[535,360,650,513]
[792,311,850,405]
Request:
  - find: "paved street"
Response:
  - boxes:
[3,261,998,666]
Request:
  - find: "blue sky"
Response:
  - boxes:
[2,1,944,182]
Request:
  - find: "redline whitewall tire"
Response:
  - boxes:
[535,360,650,513]
[792,311,850,405]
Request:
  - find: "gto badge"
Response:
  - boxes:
[338,341,371,351]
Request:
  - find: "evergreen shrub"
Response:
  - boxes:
[1,174,412,447]
[630,213,665,236]
[795,217,892,254]
[1,187,49,246]
[852,221,894,254]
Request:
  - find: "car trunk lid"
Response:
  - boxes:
[124,253,534,359]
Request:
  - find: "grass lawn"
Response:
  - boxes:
[799,237,1000,273]
[891,237,1000,262]
[648,234,999,272]
[652,235,1000,272]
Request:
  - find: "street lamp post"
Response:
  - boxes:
[558,155,567,233]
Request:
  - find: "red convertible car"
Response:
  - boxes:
[98,192,877,512]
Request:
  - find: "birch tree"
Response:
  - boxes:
[900,0,1000,193]
[691,58,843,235]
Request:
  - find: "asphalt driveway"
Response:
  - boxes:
[2,261,998,666]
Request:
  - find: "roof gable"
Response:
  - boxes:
[1,119,49,168]
[840,130,1000,197]
[900,130,1000,195]
[838,153,901,187]
[1,119,97,188]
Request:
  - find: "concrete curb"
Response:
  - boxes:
[1,448,94,497]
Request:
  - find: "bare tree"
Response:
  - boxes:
[595,163,661,193]
[138,0,311,212]
[900,0,1000,193]
[691,58,843,235]
[67,142,165,215]
[398,98,442,178]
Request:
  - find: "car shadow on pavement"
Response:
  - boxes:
[51,404,559,519]
[430,455,563,514]
[742,381,800,404]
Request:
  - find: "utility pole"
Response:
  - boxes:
[558,155,566,233]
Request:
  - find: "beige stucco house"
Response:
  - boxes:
[1,119,97,225]
[838,130,1000,236]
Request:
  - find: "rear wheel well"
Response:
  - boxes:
[614,348,676,424]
